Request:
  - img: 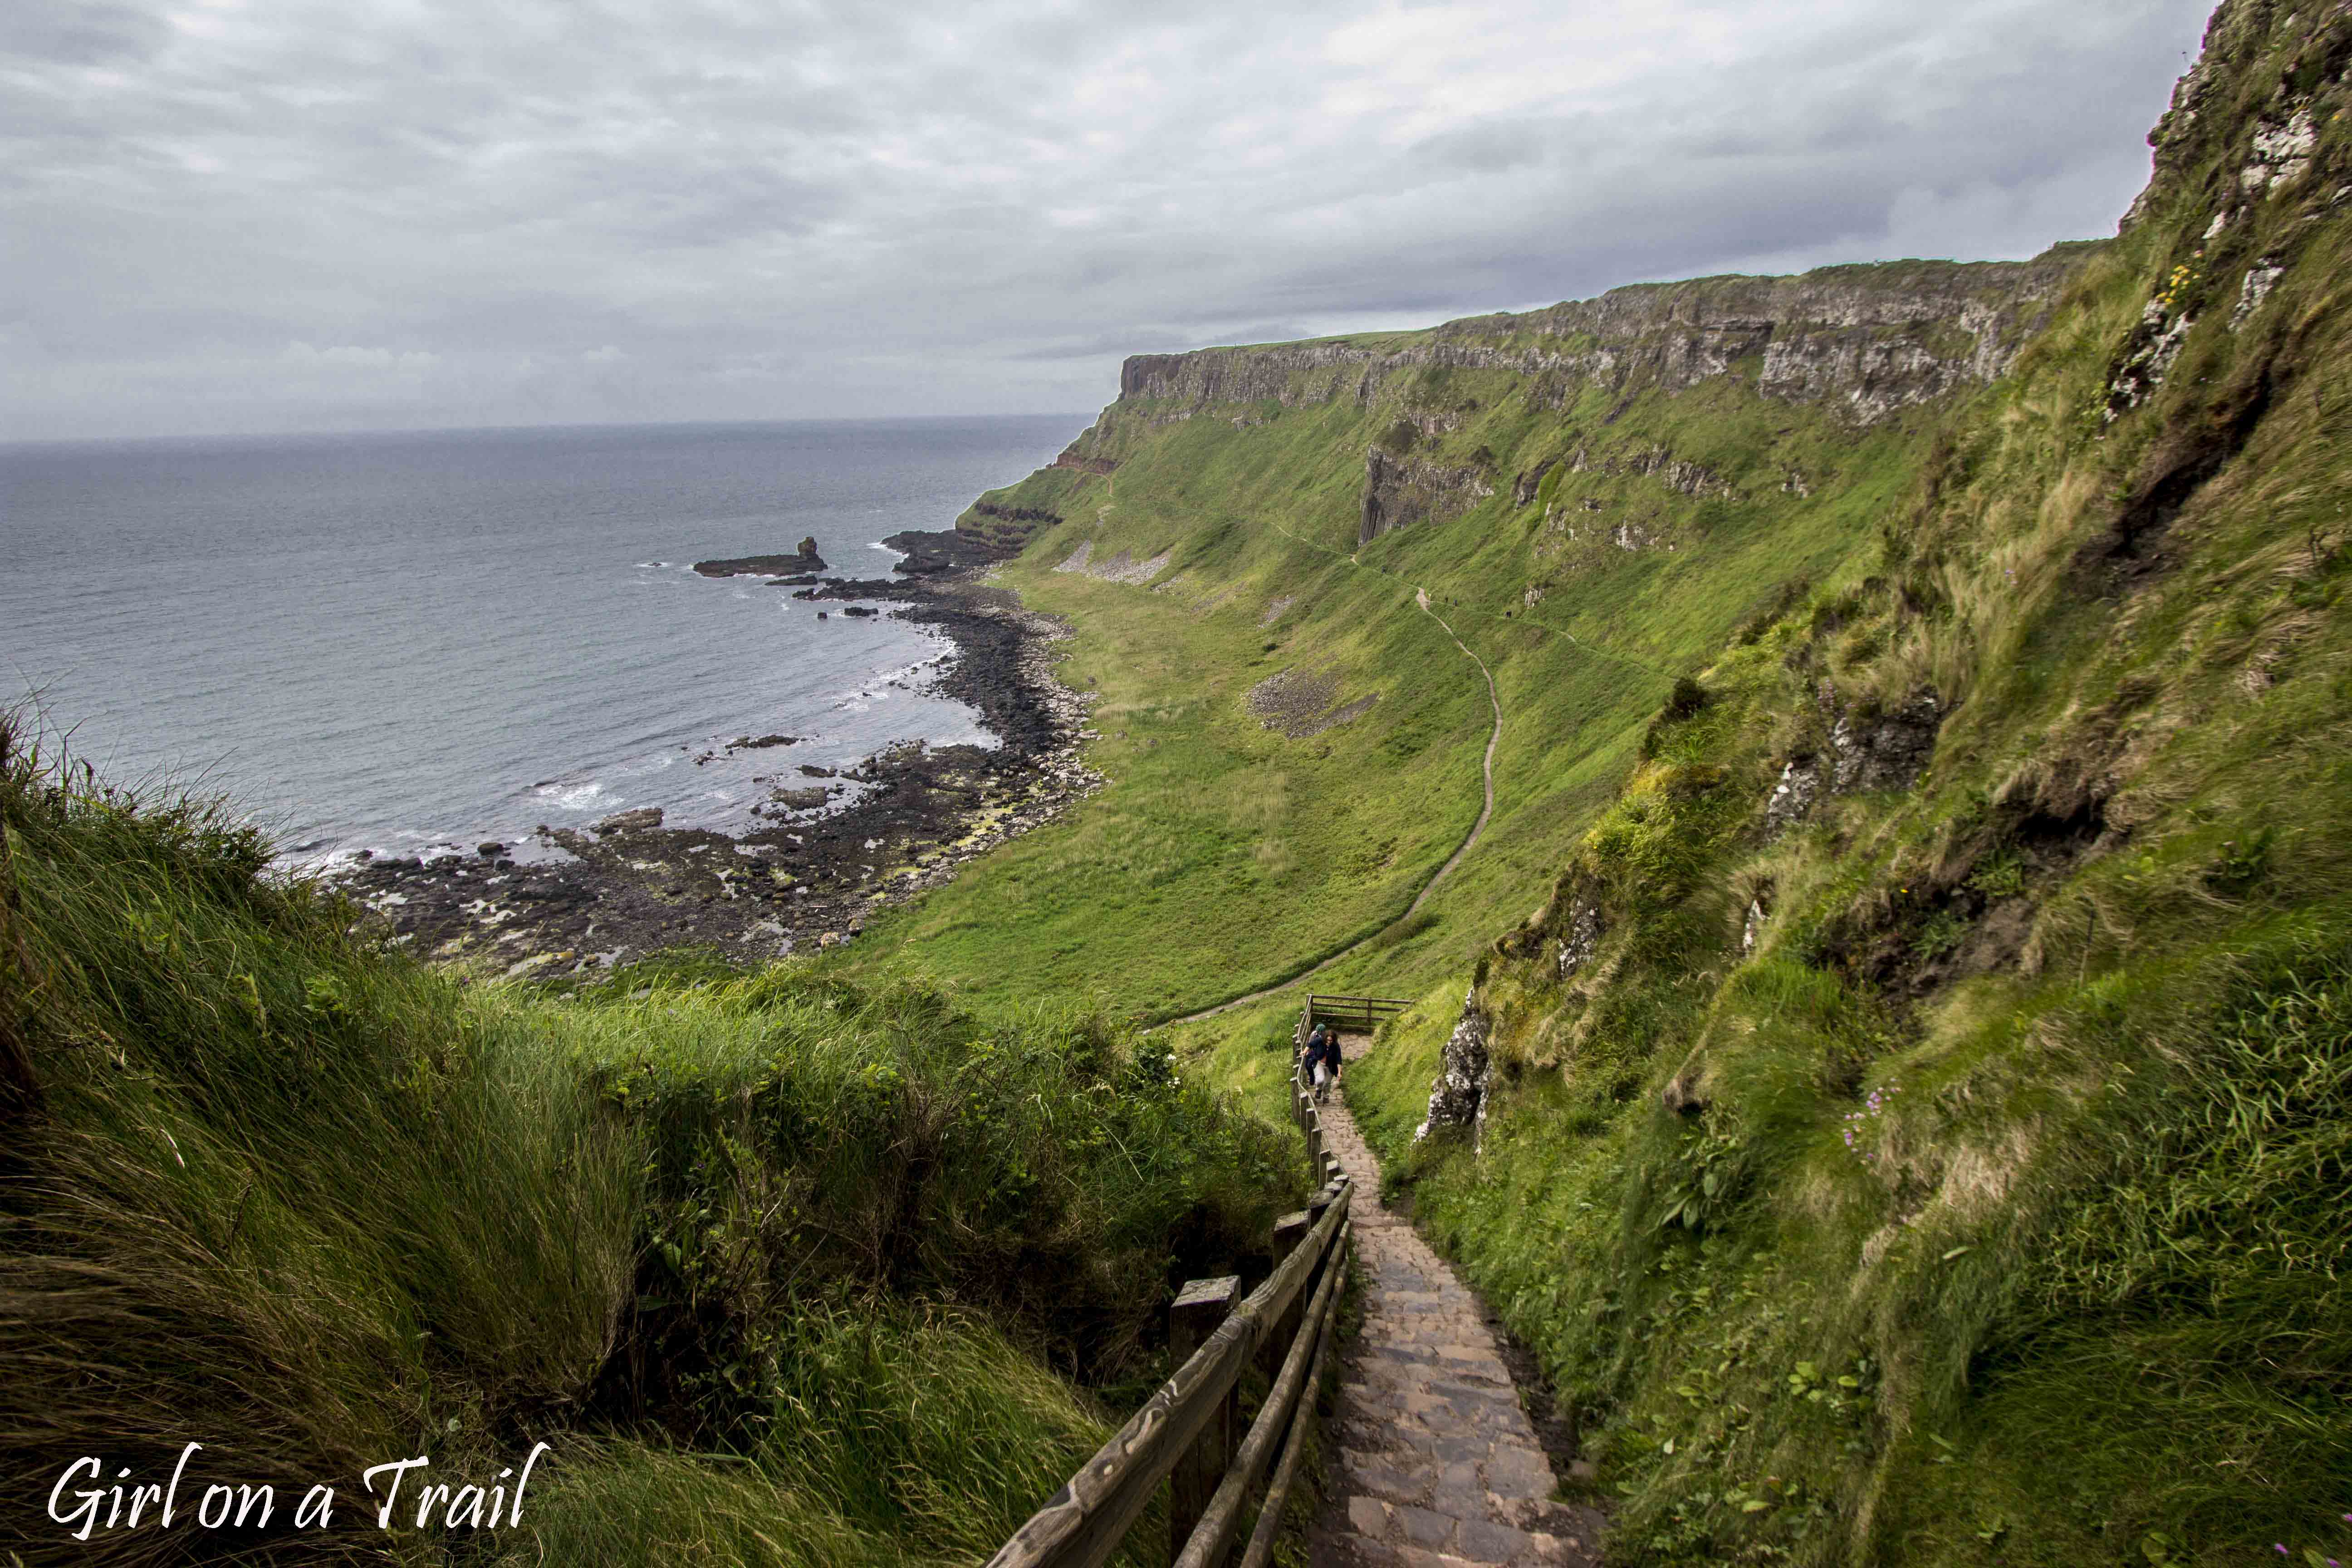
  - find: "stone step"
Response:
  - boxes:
[1309,1093,1607,1568]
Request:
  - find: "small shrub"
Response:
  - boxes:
[1911,907,1970,960]
[2206,825,2277,893]
[1967,847,2026,900]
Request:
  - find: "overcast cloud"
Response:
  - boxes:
[1,0,2215,439]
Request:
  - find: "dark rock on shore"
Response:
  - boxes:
[882,525,1019,577]
[695,535,827,577]
[335,575,1102,979]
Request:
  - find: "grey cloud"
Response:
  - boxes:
[1405,120,1556,179]
[0,0,165,64]
[0,0,2219,439]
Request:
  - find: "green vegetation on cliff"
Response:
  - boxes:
[832,3,2352,1562]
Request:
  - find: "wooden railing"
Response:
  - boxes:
[1293,993,1412,1051]
[986,1057,1353,1568]
[1301,992,1414,1039]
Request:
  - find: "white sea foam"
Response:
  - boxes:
[537,780,608,811]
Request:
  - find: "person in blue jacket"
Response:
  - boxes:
[1301,1023,1343,1100]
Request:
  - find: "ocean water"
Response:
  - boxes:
[0,416,1079,862]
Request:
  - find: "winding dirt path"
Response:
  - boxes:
[1161,583,1503,1025]
[1311,1072,1603,1566]
[1404,588,1500,921]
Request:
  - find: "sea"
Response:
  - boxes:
[0,416,1082,863]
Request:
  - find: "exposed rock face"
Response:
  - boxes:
[2107,301,2200,416]
[1661,1068,1708,1117]
[1592,444,1730,500]
[2232,257,2287,328]
[1765,758,1823,834]
[1414,990,1493,1147]
[1360,447,1498,544]
[593,806,664,835]
[1557,901,1604,981]
[1120,256,2078,429]
[1511,458,1557,506]
[1829,689,1944,794]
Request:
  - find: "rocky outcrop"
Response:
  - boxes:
[1120,255,2079,429]
[1360,447,1498,543]
[695,538,827,577]
[1051,427,1121,476]
[887,503,1058,577]
[1829,689,1944,794]
[1556,900,1604,980]
[1415,990,1494,1147]
[1765,757,1822,833]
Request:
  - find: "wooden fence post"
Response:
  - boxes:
[1264,1212,1310,1388]
[1170,1275,1241,1558]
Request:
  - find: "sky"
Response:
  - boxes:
[2,0,2218,441]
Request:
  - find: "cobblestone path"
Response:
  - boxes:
[1310,1077,1604,1567]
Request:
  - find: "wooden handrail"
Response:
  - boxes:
[985,1181,1350,1568]
[1173,1214,1351,1568]
[986,1048,1358,1568]
[1236,1248,1345,1568]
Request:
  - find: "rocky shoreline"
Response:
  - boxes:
[333,564,1101,979]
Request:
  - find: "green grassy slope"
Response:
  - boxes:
[1333,5,2352,1564]
[0,729,1298,1565]
[844,2,2352,1561]
[848,266,2034,1033]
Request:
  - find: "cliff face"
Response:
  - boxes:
[941,4,2352,1563]
[1117,254,2081,428]
[1341,4,2352,1564]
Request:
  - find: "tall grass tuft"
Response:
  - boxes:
[0,718,1286,1564]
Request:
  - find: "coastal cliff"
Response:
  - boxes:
[897,2,2352,1561]
[1114,255,2078,424]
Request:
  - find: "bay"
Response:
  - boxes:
[0,415,1078,861]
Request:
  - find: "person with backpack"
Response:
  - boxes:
[1301,1023,1333,1099]
[1318,1027,1346,1097]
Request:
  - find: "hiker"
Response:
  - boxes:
[1301,1023,1333,1098]
[1316,1027,1345,1098]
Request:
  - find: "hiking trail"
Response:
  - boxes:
[1310,1043,1605,1566]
